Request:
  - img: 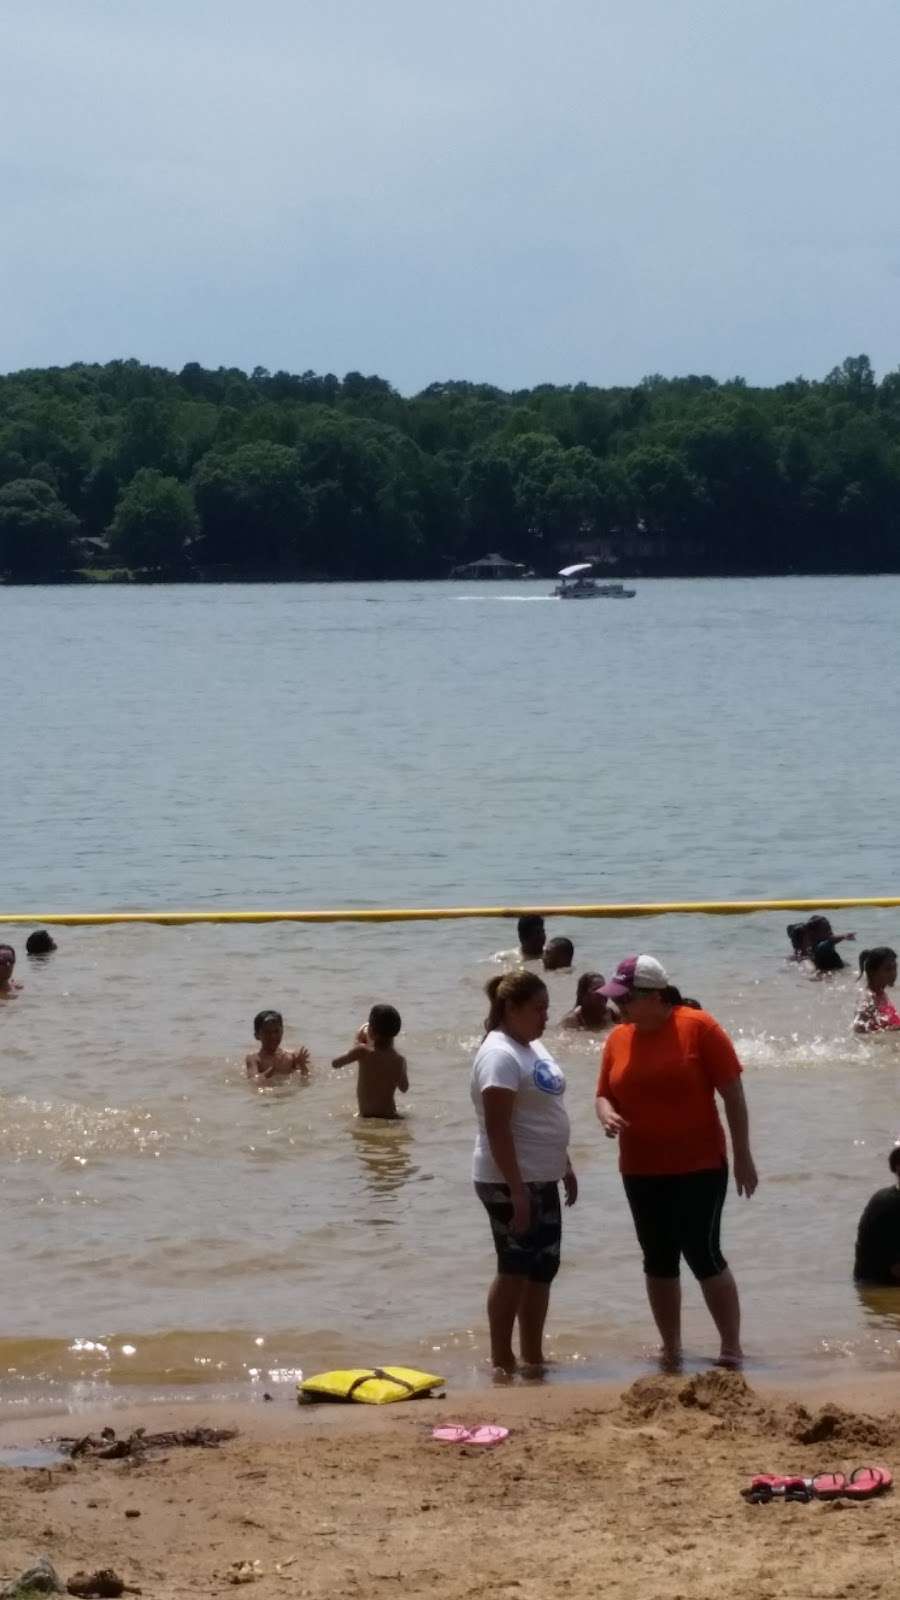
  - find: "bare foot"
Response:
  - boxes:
[715,1349,744,1370]
[658,1347,684,1373]
[519,1361,548,1380]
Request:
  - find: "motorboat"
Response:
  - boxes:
[553,563,636,599]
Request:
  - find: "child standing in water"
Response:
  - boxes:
[853,948,900,1033]
[333,1004,408,1119]
[245,1010,310,1083]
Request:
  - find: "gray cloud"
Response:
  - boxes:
[2,0,899,389]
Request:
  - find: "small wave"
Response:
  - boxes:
[0,1097,174,1161]
[735,1030,879,1069]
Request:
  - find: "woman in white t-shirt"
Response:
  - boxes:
[471,969,578,1374]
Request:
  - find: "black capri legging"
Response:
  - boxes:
[622,1164,728,1281]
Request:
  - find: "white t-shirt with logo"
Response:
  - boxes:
[471,1029,570,1184]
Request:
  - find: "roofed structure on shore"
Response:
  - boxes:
[450,552,526,579]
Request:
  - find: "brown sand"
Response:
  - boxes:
[2,1373,900,1600]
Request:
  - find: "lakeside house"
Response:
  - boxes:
[449,552,528,579]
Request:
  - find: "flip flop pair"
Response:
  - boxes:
[432,1424,509,1447]
[743,1466,892,1504]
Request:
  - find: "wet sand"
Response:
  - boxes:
[2,1372,899,1600]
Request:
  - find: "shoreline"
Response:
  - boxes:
[4,1366,900,1446]
[4,1347,900,1431]
[3,1368,900,1600]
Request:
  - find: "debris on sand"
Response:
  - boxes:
[1,1558,64,1599]
[226,1563,263,1585]
[66,1571,141,1598]
[58,1427,237,1462]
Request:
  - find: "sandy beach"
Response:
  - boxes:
[2,1371,899,1600]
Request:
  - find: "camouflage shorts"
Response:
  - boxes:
[475,1180,562,1284]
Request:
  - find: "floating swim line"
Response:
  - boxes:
[0,897,897,927]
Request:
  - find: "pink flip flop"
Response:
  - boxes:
[811,1472,847,1500]
[431,1424,509,1447]
[843,1466,893,1500]
[466,1425,509,1447]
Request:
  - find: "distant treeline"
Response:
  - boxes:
[1,354,900,581]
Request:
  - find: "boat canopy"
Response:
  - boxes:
[557,563,594,579]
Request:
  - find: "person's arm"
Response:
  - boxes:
[834,932,856,945]
[397,1055,409,1094]
[332,1045,362,1069]
[245,1053,258,1080]
[595,1095,628,1137]
[482,1087,531,1234]
[563,1156,578,1207]
[853,995,878,1034]
[595,1038,628,1138]
[718,1077,758,1197]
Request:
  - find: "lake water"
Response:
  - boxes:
[3,576,900,1412]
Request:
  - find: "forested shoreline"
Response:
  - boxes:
[1,354,900,582]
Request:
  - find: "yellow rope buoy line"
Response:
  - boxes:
[0,896,898,927]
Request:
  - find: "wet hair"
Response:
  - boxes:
[26,929,56,955]
[517,914,545,943]
[575,971,605,1006]
[858,947,897,983]
[484,969,548,1036]
[786,922,807,956]
[253,1009,283,1037]
[806,915,833,941]
[889,1145,900,1177]
[544,936,574,965]
[368,1003,402,1042]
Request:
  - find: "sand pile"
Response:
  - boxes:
[619,1369,899,1449]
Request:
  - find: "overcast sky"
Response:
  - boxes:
[3,0,899,392]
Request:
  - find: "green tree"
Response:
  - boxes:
[109,469,199,571]
[621,445,707,536]
[116,398,179,478]
[192,442,310,570]
[0,477,79,578]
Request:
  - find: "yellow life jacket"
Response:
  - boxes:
[297,1365,444,1405]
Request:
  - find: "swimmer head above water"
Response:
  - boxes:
[517,914,546,960]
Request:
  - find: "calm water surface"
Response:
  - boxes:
[3,577,900,1410]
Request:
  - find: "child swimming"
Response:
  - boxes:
[542,936,575,972]
[245,1010,310,1083]
[853,948,900,1033]
[787,916,856,972]
[332,1004,408,1119]
[561,972,614,1030]
[0,944,22,996]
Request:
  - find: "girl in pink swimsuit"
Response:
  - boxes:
[853,948,900,1033]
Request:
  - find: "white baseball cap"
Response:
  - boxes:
[598,954,670,1000]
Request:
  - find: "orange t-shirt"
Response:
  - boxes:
[597,1007,742,1176]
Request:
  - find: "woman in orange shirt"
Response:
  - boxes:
[595,954,758,1368]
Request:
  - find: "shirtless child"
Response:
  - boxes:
[245,1010,310,1084]
[332,1004,408,1119]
